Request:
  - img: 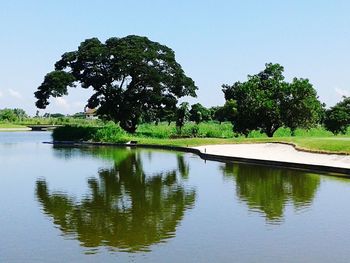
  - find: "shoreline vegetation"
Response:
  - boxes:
[1,113,350,155]
[48,122,350,155]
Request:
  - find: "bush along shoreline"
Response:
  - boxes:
[51,122,350,154]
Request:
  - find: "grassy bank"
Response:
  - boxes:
[1,117,103,127]
[0,123,27,129]
[51,122,350,154]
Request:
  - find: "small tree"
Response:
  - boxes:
[324,97,350,134]
[0,109,17,122]
[13,108,28,121]
[189,103,211,124]
[176,102,190,133]
[209,106,220,121]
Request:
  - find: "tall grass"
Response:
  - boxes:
[13,117,103,126]
[52,121,350,142]
[136,122,233,138]
[94,123,129,142]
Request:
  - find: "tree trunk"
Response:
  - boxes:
[265,125,279,138]
[290,128,296,136]
[266,131,274,138]
[120,119,137,133]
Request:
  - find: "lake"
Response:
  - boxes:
[1,132,350,262]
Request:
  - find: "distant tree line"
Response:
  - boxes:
[33,35,350,136]
[0,108,93,123]
[0,108,27,122]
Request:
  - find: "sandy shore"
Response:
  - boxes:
[0,128,31,131]
[193,143,350,169]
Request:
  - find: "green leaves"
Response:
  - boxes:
[324,97,350,134]
[223,63,322,137]
[176,102,190,132]
[34,35,197,132]
[189,103,211,124]
[35,71,75,109]
[282,78,323,134]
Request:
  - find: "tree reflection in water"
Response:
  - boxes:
[222,163,320,223]
[36,148,196,252]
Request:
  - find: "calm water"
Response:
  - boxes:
[1,132,350,262]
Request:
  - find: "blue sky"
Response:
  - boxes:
[0,0,349,115]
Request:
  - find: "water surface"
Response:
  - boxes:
[1,132,350,262]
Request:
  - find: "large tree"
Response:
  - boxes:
[223,63,322,137]
[35,35,197,133]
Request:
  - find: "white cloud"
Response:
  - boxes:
[73,101,86,109]
[54,97,70,110]
[0,90,3,98]
[335,88,350,98]
[8,88,23,99]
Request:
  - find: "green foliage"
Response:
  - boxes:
[189,103,211,124]
[15,116,103,126]
[179,122,232,138]
[52,126,98,141]
[48,121,350,154]
[34,71,76,109]
[176,102,190,132]
[50,113,65,118]
[35,35,197,133]
[136,123,176,138]
[281,78,323,135]
[0,109,17,122]
[223,63,322,137]
[94,123,128,142]
[0,108,28,122]
[51,121,346,142]
[324,97,350,134]
[52,123,128,142]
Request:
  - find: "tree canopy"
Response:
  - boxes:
[0,108,27,122]
[324,97,350,134]
[189,103,211,124]
[35,35,197,133]
[223,63,322,137]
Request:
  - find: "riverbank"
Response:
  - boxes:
[50,140,350,176]
[51,124,350,155]
[0,127,31,131]
[116,137,350,155]
[194,143,350,171]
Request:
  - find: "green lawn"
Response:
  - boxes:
[127,136,350,154]
[0,123,27,129]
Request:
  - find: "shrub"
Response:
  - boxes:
[52,125,98,141]
[94,123,128,142]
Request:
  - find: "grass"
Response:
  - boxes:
[0,123,27,128]
[126,136,350,154]
[50,122,350,154]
